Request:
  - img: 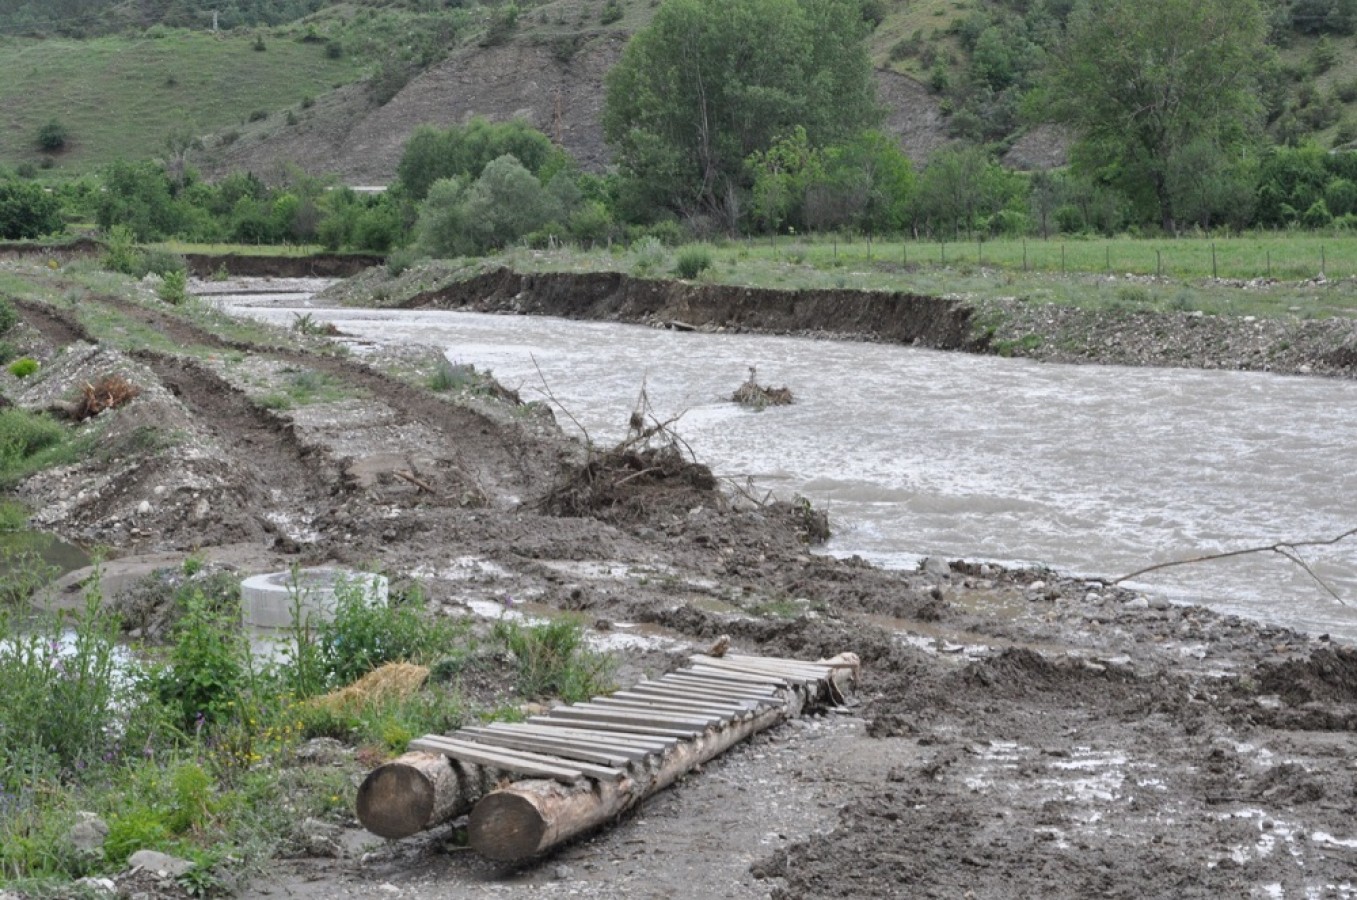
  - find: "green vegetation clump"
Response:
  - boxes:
[0,178,63,239]
[493,617,615,703]
[157,269,189,305]
[7,357,39,378]
[674,244,714,279]
[36,119,69,153]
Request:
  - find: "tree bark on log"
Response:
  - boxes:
[356,751,500,839]
[468,653,859,861]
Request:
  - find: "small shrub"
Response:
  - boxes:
[325,40,343,59]
[248,109,268,123]
[0,409,71,486]
[301,94,316,109]
[385,245,419,277]
[157,269,189,305]
[600,0,624,24]
[292,312,339,336]
[674,244,714,279]
[286,109,299,127]
[36,119,68,153]
[7,357,38,378]
[0,297,18,335]
[493,617,614,702]
[253,35,267,51]
[429,359,477,392]
[630,235,668,275]
[155,587,251,729]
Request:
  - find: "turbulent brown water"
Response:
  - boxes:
[223,288,1357,640]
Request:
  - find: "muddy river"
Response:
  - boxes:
[219,283,1357,641]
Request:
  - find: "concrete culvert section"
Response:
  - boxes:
[240,567,388,628]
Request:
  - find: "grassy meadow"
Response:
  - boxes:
[0,30,366,173]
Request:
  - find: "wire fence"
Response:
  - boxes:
[745,233,1357,282]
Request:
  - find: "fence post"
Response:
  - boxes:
[1106,245,1111,272]
[1156,249,1162,277]
[1212,242,1217,280]
[1322,245,1326,278]
[1023,238,1027,272]
[1267,250,1271,278]
[1061,244,1066,274]
[978,238,983,265]
[902,241,907,267]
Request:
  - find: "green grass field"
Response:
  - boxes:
[486,231,1357,320]
[0,30,366,173]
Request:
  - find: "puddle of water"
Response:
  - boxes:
[0,530,91,579]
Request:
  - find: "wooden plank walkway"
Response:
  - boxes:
[407,652,844,782]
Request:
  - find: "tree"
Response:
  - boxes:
[1042,0,1267,232]
[603,0,879,227]
[396,119,566,201]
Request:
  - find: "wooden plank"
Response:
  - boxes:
[409,737,585,783]
[527,715,697,740]
[690,653,825,677]
[660,672,784,698]
[412,735,623,783]
[689,657,813,685]
[552,703,713,728]
[724,653,835,675]
[615,687,763,712]
[484,722,675,752]
[544,708,706,736]
[686,665,795,687]
[633,681,780,706]
[589,697,729,726]
[458,728,641,766]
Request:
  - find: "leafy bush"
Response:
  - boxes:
[0,178,63,239]
[155,586,252,730]
[428,359,477,392]
[7,356,38,378]
[674,244,714,279]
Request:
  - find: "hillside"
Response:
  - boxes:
[5,0,1357,183]
[0,30,365,173]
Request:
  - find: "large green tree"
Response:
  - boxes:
[603,0,879,226]
[1042,0,1267,233]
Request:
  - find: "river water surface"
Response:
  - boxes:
[224,292,1357,640]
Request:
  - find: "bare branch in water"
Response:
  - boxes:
[1110,526,1357,606]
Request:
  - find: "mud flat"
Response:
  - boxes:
[5,268,1357,898]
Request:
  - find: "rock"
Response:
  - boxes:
[128,849,194,877]
[73,877,117,897]
[552,864,574,880]
[295,737,352,765]
[298,817,343,858]
[1027,580,1046,593]
[1124,596,1150,610]
[1083,591,1102,605]
[67,811,109,855]
[136,499,152,515]
[921,557,950,577]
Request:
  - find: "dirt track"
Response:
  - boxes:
[7,275,1357,898]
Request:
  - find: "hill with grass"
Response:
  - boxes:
[4,0,1357,184]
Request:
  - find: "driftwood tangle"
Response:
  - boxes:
[355,651,859,855]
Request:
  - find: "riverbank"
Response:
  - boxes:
[3,260,1357,898]
[325,260,1357,379]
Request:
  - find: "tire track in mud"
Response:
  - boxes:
[93,294,566,503]
[11,297,96,346]
[133,350,351,545]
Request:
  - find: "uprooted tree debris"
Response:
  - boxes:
[731,367,793,409]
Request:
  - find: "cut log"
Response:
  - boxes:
[468,652,859,861]
[356,751,489,840]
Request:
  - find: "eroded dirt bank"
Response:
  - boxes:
[384,265,1357,378]
[5,266,1357,898]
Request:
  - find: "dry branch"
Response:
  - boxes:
[1111,526,1357,605]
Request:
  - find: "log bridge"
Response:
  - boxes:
[356,650,860,861]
